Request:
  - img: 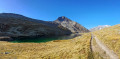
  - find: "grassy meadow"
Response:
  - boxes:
[0,33,92,59]
[1,24,120,59]
[93,24,120,58]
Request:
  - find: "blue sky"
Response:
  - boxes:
[0,0,120,29]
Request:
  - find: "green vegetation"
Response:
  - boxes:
[11,37,58,43]
[11,34,77,43]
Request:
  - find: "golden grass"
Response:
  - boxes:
[0,33,91,59]
[1,24,120,59]
[93,24,120,58]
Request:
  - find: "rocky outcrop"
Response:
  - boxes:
[54,16,89,33]
[0,36,13,41]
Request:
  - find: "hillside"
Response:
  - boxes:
[93,24,120,58]
[0,13,90,38]
[0,13,72,37]
[54,16,89,33]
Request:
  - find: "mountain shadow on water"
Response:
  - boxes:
[11,33,81,43]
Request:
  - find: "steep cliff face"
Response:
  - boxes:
[54,16,89,33]
[0,13,71,37]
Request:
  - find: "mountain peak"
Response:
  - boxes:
[54,16,89,33]
[56,16,72,22]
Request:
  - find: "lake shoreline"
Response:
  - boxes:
[12,33,81,43]
[0,33,81,43]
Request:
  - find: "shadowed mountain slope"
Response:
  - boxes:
[0,13,89,38]
[0,13,71,37]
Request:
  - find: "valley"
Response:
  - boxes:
[0,0,120,59]
[0,13,119,59]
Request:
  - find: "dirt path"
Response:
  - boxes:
[91,34,119,59]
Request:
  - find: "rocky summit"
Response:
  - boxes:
[54,16,89,33]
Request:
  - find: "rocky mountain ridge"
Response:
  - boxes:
[0,13,72,37]
[0,13,89,38]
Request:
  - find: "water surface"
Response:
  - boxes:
[11,34,81,43]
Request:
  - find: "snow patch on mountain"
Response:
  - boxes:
[90,25,111,32]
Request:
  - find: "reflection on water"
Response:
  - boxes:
[11,33,81,43]
[55,33,81,40]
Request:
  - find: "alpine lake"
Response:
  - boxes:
[11,33,81,43]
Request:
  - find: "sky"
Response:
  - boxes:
[0,0,120,29]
